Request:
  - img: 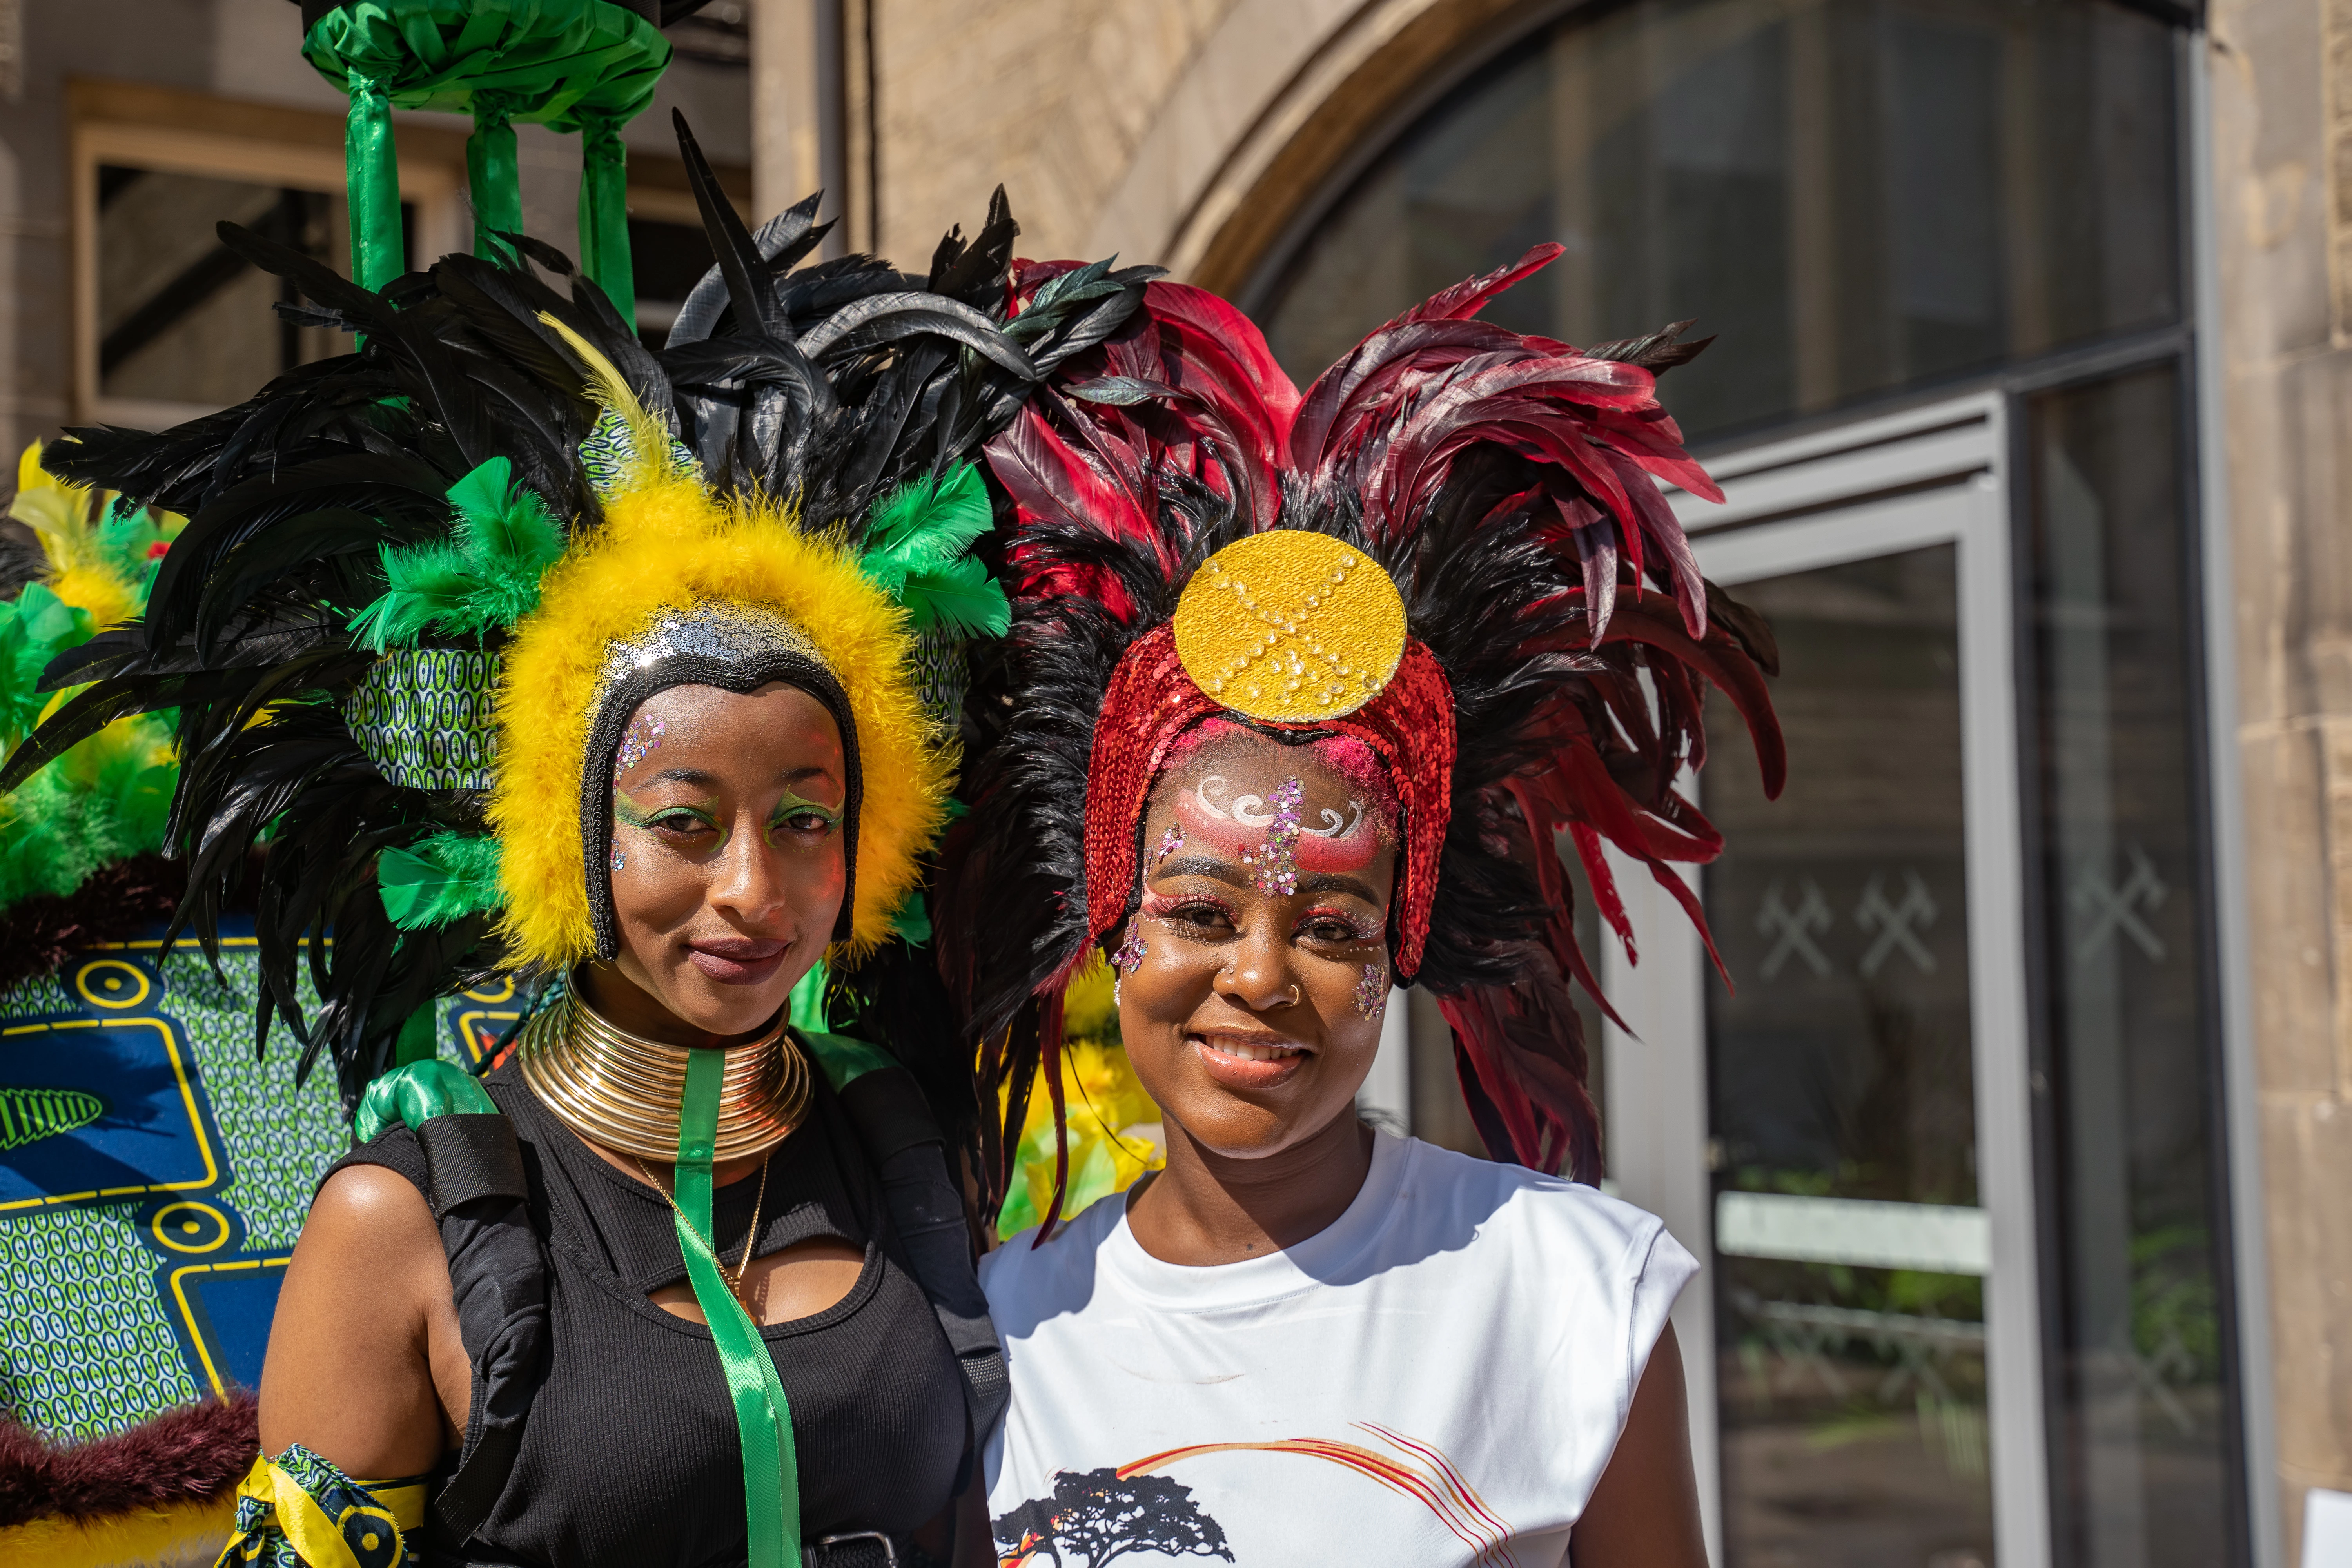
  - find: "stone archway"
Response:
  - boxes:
[1089,0,1553,293]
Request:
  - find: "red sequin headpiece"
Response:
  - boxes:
[1081,623,1455,980]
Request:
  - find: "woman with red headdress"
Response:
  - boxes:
[938,249,1786,1566]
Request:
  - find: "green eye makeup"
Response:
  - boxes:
[608,788,840,855]
[767,789,842,837]
[614,789,730,848]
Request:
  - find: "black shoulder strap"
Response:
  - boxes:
[417,1112,548,1546]
[360,1063,550,1547]
[362,1042,1011,1546]
[815,1043,1011,1439]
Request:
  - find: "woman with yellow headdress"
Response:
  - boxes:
[5,103,1154,1566]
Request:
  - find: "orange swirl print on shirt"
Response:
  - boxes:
[1122,1426,1517,1568]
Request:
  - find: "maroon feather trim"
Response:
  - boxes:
[0,1393,257,1527]
[1436,949,1601,1180]
[1393,242,1566,327]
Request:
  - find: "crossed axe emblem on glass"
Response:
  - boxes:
[1756,873,1941,981]
[1753,847,2168,982]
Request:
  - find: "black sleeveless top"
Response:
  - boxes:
[336,1058,969,1568]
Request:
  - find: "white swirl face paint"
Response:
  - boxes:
[1195,775,1361,837]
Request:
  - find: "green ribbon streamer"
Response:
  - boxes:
[676,1047,800,1568]
[345,72,403,291]
[467,94,521,263]
[786,962,828,1034]
[577,112,633,327]
[394,1002,439,1067]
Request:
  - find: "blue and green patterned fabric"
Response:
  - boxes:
[343,647,503,790]
[0,921,507,1440]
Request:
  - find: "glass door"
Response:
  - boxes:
[1602,394,2047,1568]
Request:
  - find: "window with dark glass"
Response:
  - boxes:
[1254,0,2181,444]
[1699,546,1995,1567]
[2024,365,2234,1568]
[96,166,407,410]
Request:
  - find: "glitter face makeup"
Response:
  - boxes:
[1174,752,1386,880]
[610,846,626,872]
[613,711,664,780]
[1354,964,1387,1022]
[614,789,732,853]
[1151,823,1185,867]
[1111,916,1148,1003]
[1238,777,1303,895]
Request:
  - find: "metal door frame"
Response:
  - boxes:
[1602,390,2049,1568]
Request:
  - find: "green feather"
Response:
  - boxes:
[452,456,564,608]
[0,584,94,753]
[900,555,1009,636]
[0,714,173,913]
[349,459,564,651]
[377,831,505,930]
[863,465,995,587]
[861,464,1007,634]
[445,455,514,528]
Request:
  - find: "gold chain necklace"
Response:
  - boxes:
[515,982,811,1163]
[635,1149,773,1310]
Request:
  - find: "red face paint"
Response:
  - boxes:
[1164,768,1390,875]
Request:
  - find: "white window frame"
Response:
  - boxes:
[1602,390,2050,1568]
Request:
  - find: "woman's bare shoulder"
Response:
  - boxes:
[304,1161,439,1251]
[257,1160,460,1470]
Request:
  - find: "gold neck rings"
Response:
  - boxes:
[516,983,811,1163]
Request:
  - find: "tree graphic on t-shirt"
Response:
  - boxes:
[993,1468,1234,1566]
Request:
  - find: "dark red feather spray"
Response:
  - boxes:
[946,247,1784,1214]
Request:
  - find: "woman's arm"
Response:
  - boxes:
[1569,1321,1709,1568]
[256,1163,468,1476]
[951,1463,995,1568]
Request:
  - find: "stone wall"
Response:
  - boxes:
[866,0,1243,264]
[2207,0,2352,1549]
[854,0,1531,284]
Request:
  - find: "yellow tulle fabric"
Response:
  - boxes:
[996,955,1165,1239]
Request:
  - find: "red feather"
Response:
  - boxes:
[1394,241,1567,326]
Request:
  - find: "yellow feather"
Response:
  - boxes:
[489,476,952,971]
[18,438,53,496]
[11,440,103,579]
[51,564,139,630]
[536,313,675,488]
[11,441,163,625]
[0,1494,233,1568]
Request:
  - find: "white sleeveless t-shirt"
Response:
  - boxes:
[978,1130,1697,1568]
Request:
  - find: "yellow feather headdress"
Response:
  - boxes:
[486,326,952,973]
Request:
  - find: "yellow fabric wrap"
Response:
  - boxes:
[488,470,953,971]
[216,1452,426,1567]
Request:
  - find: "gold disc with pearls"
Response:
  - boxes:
[1171,530,1408,722]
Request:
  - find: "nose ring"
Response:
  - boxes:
[1281,984,1301,1007]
